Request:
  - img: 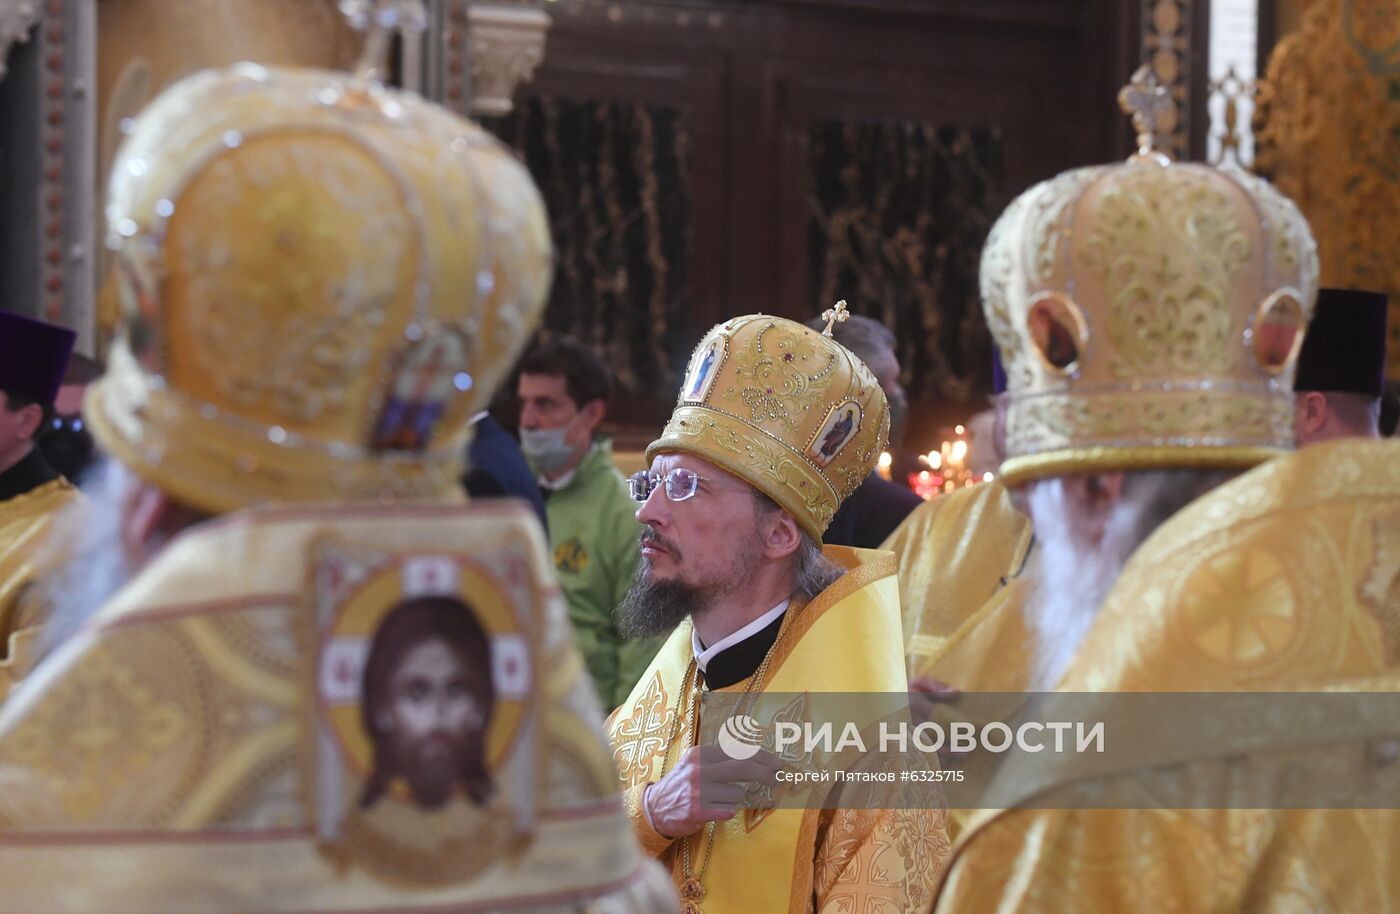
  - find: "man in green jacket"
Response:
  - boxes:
[516,337,662,709]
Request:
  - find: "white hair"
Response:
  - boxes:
[33,459,138,657]
[1023,468,1237,690]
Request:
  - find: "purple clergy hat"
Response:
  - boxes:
[1294,289,1388,398]
[0,309,77,406]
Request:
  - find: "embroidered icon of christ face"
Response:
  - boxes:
[360,595,495,811]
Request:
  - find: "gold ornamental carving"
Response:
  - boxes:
[1254,0,1400,377]
[465,2,550,116]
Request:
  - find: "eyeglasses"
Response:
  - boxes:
[628,467,718,503]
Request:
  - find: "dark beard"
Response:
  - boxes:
[615,563,713,640]
[399,732,467,810]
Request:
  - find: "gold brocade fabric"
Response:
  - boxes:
[0,502,675,913]
[880,480,1031,677]
[933,439,1400,913]
[0,479,76,695]
[910,578,1031,847]
[607,547,949,913]
[914,581,1030,696]
[881,481,1033,842]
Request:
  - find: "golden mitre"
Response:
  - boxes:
[982,67,1320,486]
[88,8,552,515]
[646,303,890,541]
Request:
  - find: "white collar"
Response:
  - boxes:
[692,599,790,673]
[538,465,579,492]
[538,443,597,492]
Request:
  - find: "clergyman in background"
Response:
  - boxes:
[1293,287,1388,446]
[806,312,922,548]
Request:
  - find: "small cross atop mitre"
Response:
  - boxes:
[1118,65,1173,158]
[339,0,428,31]
[342,0,429,79]
[821,300,850,337]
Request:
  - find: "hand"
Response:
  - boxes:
[645,744,784,839]
[910,675,960,699]
[909,675,969,767]
[908,675,960,723]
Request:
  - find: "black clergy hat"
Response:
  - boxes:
[0,309,77,406]
[1294,288,1388,398]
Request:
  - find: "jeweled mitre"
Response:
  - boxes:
[647,313,890,541]
[982,76,1319,485]
[90,59,552,513]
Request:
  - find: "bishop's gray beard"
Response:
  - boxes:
[1022,480,1137,692]
[1022,469,1237,690]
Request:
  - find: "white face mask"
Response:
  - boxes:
[520,423,581,474]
